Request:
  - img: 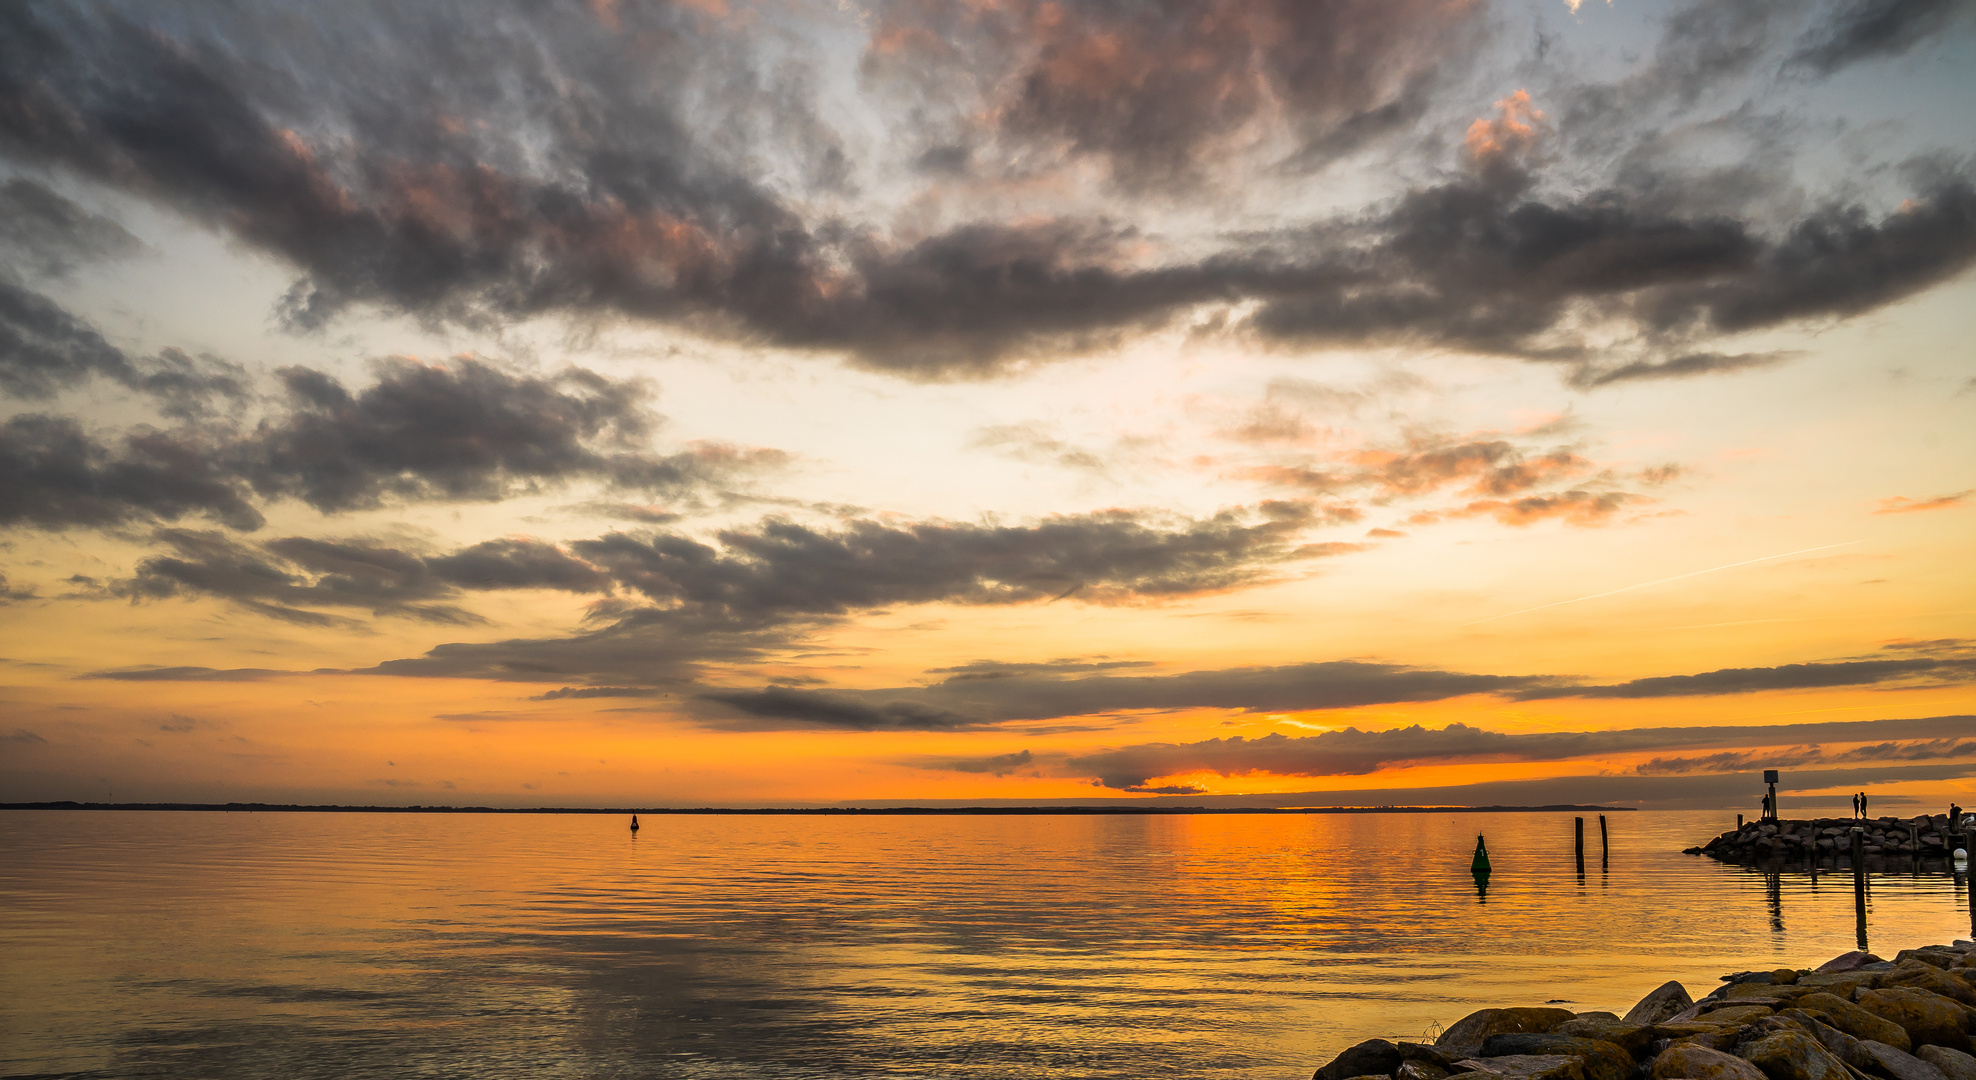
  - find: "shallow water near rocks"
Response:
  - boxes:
[3,809,1972,1079]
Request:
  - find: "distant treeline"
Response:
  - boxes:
[2,801,1636,815]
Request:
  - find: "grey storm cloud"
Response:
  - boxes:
[0,283,248,414]
[83,665,289,681]
[358,504,1348,684]
[1634,737,1976,775]
[688,661,1552,731]
[574,502,1328,619]
[1789,0,1976,75]
[698,687,982,732]
[0,1,1969,378]
[0,176,141,278]
[0,413,267,531]
[112,529,613,625]
[1515,655,1976,698]
[861,0,1480,189]
[0,353,762,532]
[1059,714,1976,790]
[689,644,1976,734]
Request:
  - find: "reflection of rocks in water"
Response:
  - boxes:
[1309,942,1976,1080]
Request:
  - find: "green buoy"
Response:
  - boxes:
[1471,834,1492,874]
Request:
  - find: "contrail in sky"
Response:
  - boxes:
[1462,541,1862,626]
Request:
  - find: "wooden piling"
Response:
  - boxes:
[1599,815,1608,868]
[1738,813,1745,829]
[1575,816,1585,874]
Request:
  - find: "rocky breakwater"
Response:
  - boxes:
[1311,941,1976,1080]
[1685,818,1967,863]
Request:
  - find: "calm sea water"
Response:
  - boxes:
[2,809,1972,1080]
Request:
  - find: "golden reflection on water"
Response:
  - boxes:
[2,809,1971,1079]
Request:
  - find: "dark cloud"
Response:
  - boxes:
[1060,714,1976,790]
[1574,350,1792,387]
[698,686,982,732]
[4,728,47,744]
[0,177,140,277]
[360,504,1344,685]
[0,413,264,531]
[925,658,1155,681]
[688,661,1551,732]
[927,749,1035,776]
[1635,737,1976,775]
[0,572,35,603]
[1790,0,1975,75]
[1247,166,1976,376]
[0,2,1965,380]
[0,280,132,398]
[528,686,666,701]
[1516,655,1976,699]
[421,537,613,593]
[574,503,1325,623]
[82,666,288,681]
[0,352,766,533]
[112,529,620,625]
[863,0,1480,190]
[243,357,687,513]
[0,283,249,414]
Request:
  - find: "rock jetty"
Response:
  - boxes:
[1684,818,1968,863]
[1311,941,1976,1080]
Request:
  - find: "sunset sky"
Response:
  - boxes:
[1,0,1972,809]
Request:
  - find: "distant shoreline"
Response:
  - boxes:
[2,801,1637,815]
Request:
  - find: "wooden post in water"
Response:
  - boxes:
[1851,826,1868,950]
[1738,813,1745,829]
[1575,816,1585,875]
[1599,815,1609,868]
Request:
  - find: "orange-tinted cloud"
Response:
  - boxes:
[1875,491,1970,514]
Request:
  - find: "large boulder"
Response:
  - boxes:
[1399,1061,1450,1080]
[1651,1044,1768,1080]
[1438,1010,1577,1057]
[1315,1038,1403,1080]
[1479,1035,1633,1080]
[1724,984,1814,1003]
[1898,951,1960,972]
[1627,982,1695,1025]
[1776,1008,1880,1072]
[1819,952,1887,974]
[1794,992,1913,1051]
[1457,1056,1585,1080]
[1883,964,1976,1008]
[1656,1023,1750,1052]
[1916,1046,1976,1080]
[1736,1030,1853,1080]
[1552,1018,1653,1057]
[1799,972,1886,998]
[1858,1042,1952,1080]
[1692,1004,1783,1027]
[1400,1043,1464,1069]
[1854,988,1974,1053]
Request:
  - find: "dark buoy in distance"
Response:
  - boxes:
[1471,834,1491,874]
[630,814,640,834]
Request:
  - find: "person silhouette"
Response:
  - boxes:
[1861,791,1869,818]
[1852,792,1860,819]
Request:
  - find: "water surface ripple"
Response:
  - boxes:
[3,810,1972,1079]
